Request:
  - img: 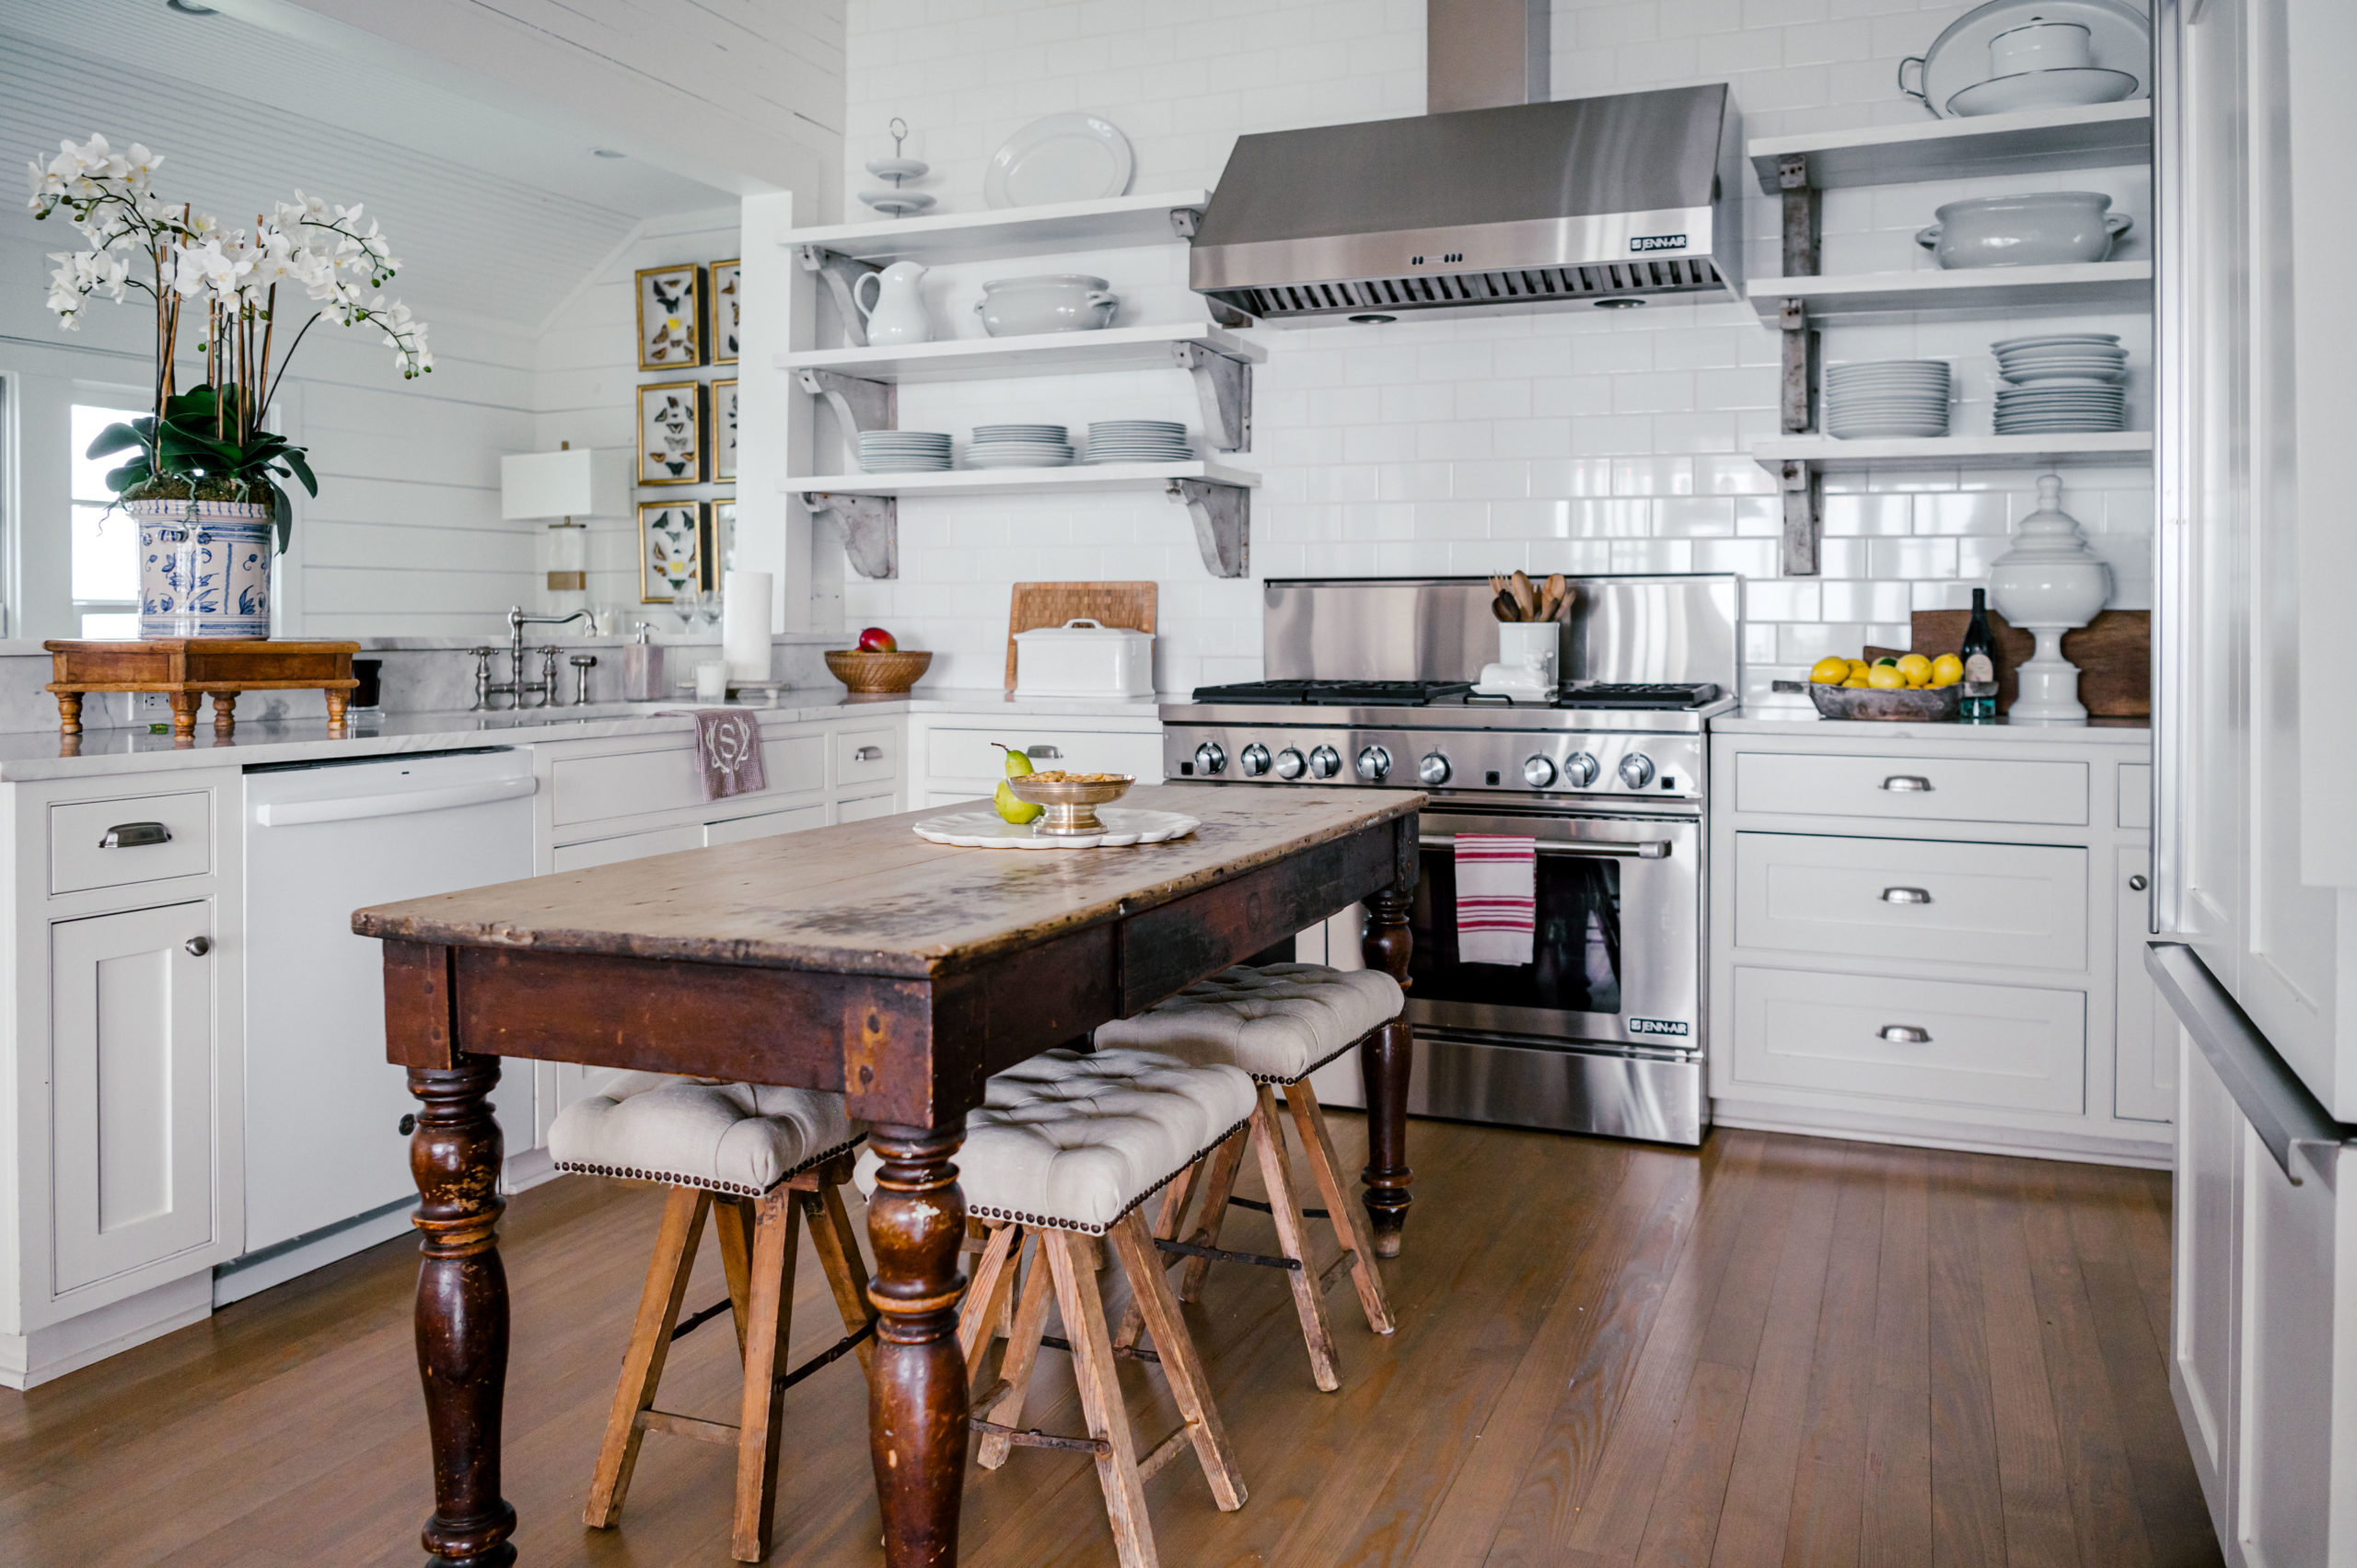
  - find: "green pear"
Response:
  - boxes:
[994,742,1035,778]
[994,778,1044,824]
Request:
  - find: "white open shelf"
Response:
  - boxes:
[1752,430,2154,473]
[1750,261,2152,324]
[777,191,1213,266]
[1747,101,2153,192]
[778,323,1264,384]
[784,459,1261,499]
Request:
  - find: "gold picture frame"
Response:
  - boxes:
[637,380,705,485]
[712,377,738,482]
[634,262,705,369]
[709,258,740,364]
[638,500,709,602]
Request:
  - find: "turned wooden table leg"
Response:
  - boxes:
[865,1121,970,1567]
[327,688,351,729]
[54,691,82,736]
[166,691,202,739]
[1360,883,1415,1258]
[210,692,237,732]
[407,1058,517,1568]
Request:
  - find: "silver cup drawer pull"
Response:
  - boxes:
[99,821,173,849]
[1881,887,1933,905]
[1880,775,1934,793]
[1878,1025,1933,1044]
[1026,745,1062,760]
[853,745,885,761]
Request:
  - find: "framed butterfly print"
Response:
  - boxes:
[709,258,740,364]
[712,377,738,482]
[637,380,705,484]
[639,500,711,602]
[635,262,705,369]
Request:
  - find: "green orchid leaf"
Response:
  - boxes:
[277,447,318,496]
[268,482,292,554]
[85,420,146,459]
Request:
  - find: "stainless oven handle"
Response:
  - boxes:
[1421,835,1670,860]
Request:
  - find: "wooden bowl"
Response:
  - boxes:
[825,648,933,694]
[1806,682,1960,722]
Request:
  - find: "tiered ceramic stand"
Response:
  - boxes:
[1749,100,2155,574]
[778,192,1263,578]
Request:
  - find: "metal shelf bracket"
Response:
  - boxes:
[801,492,898,579]
[796,246,883,348]
[1780,459,1821,577]
[1173,342,1253,452]
[795,367,895,438]
[1167,480,1249,577]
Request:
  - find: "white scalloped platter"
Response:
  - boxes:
[912,808,1199,850]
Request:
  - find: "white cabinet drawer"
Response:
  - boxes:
[551,733,827,826]
[1730,966,2085,1114]
[1734,832,2087,971]
[551,823,702,871]
[836,726,898,786]
[50,791,213,895]
[926,726,1163,784]
[838,792,899,823]
[1735,750,2087,826]
[706,804,827,846]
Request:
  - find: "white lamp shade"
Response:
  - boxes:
[501,447,632,520]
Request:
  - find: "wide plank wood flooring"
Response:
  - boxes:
[0,1120,2222,1567]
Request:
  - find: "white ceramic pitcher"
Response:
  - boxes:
[853,260,934,346]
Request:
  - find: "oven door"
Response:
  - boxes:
[1407,803,1701,1051]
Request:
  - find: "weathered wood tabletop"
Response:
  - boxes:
[354,783,1424,1568]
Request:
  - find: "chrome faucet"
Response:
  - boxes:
[472,605,594,710]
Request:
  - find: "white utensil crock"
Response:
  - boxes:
[1474,621,1562,694]
[853,261,934,346]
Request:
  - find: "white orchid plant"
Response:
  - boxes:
[26,133,433,550]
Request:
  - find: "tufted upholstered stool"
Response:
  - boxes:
[551,1072,876,1563]
[1093,962,1400,1391]
[858,1047,1254,1568]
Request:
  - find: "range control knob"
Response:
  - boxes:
[1417,752,1451,785]
[1273,747,1307,781]
[1355,745,1392,781]
[1619,752,1656,789]
[1523,755,1558,788]
[1308,745,1343,780]
[1562,751,1600,787]
[1192,741,1226,775]
[1240,742,1271,777]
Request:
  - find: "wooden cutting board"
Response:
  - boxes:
[1869,609,2149,717]
[1004,581,1157,690]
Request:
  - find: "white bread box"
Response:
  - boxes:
[1013,618,1155,698]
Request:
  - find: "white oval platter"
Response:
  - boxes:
[912,807,1198,850]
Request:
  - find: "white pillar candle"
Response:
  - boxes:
[722,570,773,683]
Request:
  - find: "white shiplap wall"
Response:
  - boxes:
[839,0,2157,703]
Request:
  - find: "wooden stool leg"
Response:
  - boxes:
[1115,1159,1201,1352]
[1178,1128,1249,1303]
[731,1187,800,1563]
[957,1222,1019,1369]
[804,1182,878,1375]
[713,1196,756,1361]
[166,691,201,738]
[1110,1213,1247,1510]
[976,1231,1052,1470]
[1250,1086,1341,1392]
[210,692,237,731]
[586,1186,711,1528]
[1283,1081,1396,1336]
[1045,1228,1158,1568]
[54,692,82,736]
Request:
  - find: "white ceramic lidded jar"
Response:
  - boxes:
[1986,473,2110,726]
[1012,618,1154,698]
[974,274,1119,337]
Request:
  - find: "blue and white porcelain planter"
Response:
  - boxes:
[132,495,273,640]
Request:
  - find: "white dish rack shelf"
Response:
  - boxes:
[777,192,1260,579]
[1753,100,2154,575]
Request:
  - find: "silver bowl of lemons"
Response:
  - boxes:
[1806,653,1963,722]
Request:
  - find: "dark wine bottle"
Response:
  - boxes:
[1959,588,1997,724]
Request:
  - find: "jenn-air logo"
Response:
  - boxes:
[1629,1017,1690,1037]
[1630,234,1688,252]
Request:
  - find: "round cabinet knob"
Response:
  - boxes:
[1355,745,1391,781]
[1240,742,1271,777]
[1308,745,1342,780]
[1523,755,1558,788]
[1193,741,1226,775]
[1417,752,1451,785]
[2130,874,2149,891]
[1274,747,1307,780]
[1618,753,1655,789]
[1562,751,1600,788]
[184,935,212,957]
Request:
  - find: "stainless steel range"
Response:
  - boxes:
[1159,575,1739,1144]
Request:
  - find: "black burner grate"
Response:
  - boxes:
[1190,679,1478,706]
[1556,682,1723,710]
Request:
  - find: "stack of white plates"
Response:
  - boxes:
[966,424,1074,469]
[1824,360,1951,439]
[1085,420,1192,465]
[1994,378,2127,433]
[858,430,953,472]
[1991,332,2128,384]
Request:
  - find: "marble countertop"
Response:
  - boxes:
[1713,710,2152,747]
[0,686,1173,782]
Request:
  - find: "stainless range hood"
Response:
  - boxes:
[1189,81,1745,321]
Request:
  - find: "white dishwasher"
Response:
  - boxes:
[238,748,536,1272]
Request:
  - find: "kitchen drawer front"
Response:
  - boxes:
[838,792,900,823]
[1734,750,2087,826]
[706,804,828,846]
[836,726,899,787]
[551,733,827,825]
[1734,831,2087,971]
[50,791,213,894]
[552,823,703,871]
[1731,966,2086,1115]
[927,726,1164,784]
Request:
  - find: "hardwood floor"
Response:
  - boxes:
[0,1119,2221,1568]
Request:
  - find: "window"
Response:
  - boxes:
[71,401,144,637]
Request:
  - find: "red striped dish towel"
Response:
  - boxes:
[1455,834,1536,967]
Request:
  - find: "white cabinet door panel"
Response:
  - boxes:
[2117,847,2177,1122]
[2235,1133,2337,1568]
[2174,1028,2239,1544]
[551,734,827,826]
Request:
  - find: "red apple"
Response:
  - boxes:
[856,626,897,653]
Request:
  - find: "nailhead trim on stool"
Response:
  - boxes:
[551,1070,865,1195]
[1093,962,1404,1084]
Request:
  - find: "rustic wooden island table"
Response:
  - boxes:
[353,783,1422,1568]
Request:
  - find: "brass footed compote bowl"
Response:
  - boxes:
[1003,772,1135,837]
